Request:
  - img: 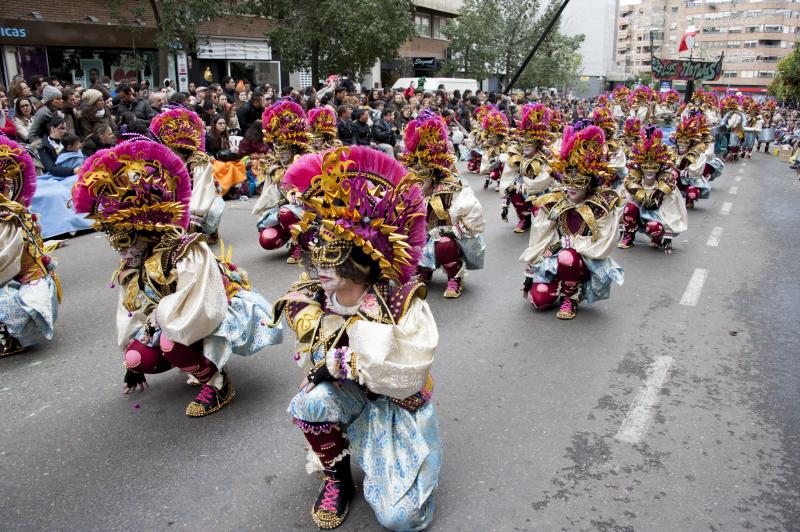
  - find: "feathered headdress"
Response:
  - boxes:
[742,96,760,116]
[721,94,742,112]
[0,135,37,207]
[307,106,337,139]
[474,104,496,126]
[612,84,631,104]
[660,90,680,106]
[671,113,711,145]
[623,117,643,143]
[516,103,554,144]
[282,146,426,284]
[550,123,612,189]
[402,110,456,173]
[629,85,654,106]
[596,93,611,107]
[482,109,509,138]
[691,88,706,104]
[262,100,311,149]
[73,140,192,234]
[590,105,617,136]
[149,108,205,152]
[764,98,778,113]
[550,108,565,134]
[704,92,719,109]
[630,126,672,168]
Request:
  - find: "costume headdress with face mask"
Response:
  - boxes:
[73,140,191,249]
[550,122,613,190]
[0,135,37,207]
[402,110,456,175]
[516,103,555,146]
[149,108,205,153]
[282,146,426,284]
[262,100,311,151]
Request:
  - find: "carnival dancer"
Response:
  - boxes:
[252,100,312,263]
[150,108,224,243]
[680,89,706,120]
[757,98,778,153]
[308,106,342,152]
[629,85,655,124]
[590,106,627,188]
[465,104,494,173]
[703,92,721,127]
[621,117,643,157]
[611,85,631,129]
[520,123,624,320]
[400,111,486,298]
[274,145,442,531]
[719,95,746,162]
[499,103,554,233]
[479,109,509,191]
[73,140,282,416]
[741,97,762,160]
[673,113,712,209]
[654,90,680,130]
[0,135,60,357]
[618,126,688,254]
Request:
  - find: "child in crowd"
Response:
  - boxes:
[54,133,85,170]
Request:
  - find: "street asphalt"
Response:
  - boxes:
[1,153,798,532]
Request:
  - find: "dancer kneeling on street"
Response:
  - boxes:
[73,139,282,416]
[520,123,624,320]
[273,146,442,530]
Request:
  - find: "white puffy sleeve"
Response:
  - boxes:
[658,187,689,235]
[522,166,552,196]
[570,207,621,260]
[189,160,217,218]
[156,241,227,346]
[499,158,519,190]
[687,153,708,177]
[519,209,557,266]
[450,185,486,236]
[609,148,627,175]
[0,220,23,286]
[342,297,438,400]
[252,182,283,218]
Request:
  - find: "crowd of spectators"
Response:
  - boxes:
[2,71,798,177]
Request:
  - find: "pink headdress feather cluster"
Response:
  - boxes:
[402,110,456,172]
[0,135,37,207]
[307,106,337,139]
[261,100,311,149]
[551,123,613,188]
[282,146,426,284]
[73,140,192,232]
[149,108,205,152]
[516,103,554,144]
[630,126,672,167]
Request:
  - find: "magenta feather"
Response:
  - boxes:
[0,134,37,207]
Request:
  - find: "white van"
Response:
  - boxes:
[391,77,479,94]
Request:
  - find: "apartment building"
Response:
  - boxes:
[614,0,800,94]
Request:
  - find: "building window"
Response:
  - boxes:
[671,7,678,13]
[727,41,741,48]
[728,27,742,34]
[432,15,448,40]
[414,13,431,37]
[743,40,757,48]
[723,72,737,78]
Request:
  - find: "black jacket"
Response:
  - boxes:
[371,118,396,146]
[351,119,371,146]
[37,141,75,178]
[237,102,263,134]
[337,118,353,145]
[82,134,113,158]
[116,98,156,123]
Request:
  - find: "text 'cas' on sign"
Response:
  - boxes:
[0,27,28,38]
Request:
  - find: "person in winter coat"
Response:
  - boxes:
[82,123,115,157]
[350,108,371,146]
[28,85,63,144]
[78,89,114,138]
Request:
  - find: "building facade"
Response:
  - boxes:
[0,1,284,92]
[614,0,800,95]
[561,0,620,97]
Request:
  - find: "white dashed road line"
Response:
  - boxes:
[680,268,708,307]
[729,186,738,195]
[615,356,675,444]
[720,202,733,215]
[735,175,743,182]
[706,226,724,247]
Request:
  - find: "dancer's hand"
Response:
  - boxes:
[123,369,149,394]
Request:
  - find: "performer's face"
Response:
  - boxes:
[276,146,293,164]
[642,162,659,180]
[317,268,346,296]
[677,140,690,155]
[523,142,540,157]
[566,186,588,203]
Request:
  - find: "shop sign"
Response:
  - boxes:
[0,26,27,38]
[413,57,436,69]
[176,51,189,93]
[651,55,723,81]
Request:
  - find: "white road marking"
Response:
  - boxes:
[720,202,733,215]
[706,226,724,247]
[616,356,675,444]
[26,405,49,418]
[735,175,742,182]
[680,268,708,306]
[729,186,738,195]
